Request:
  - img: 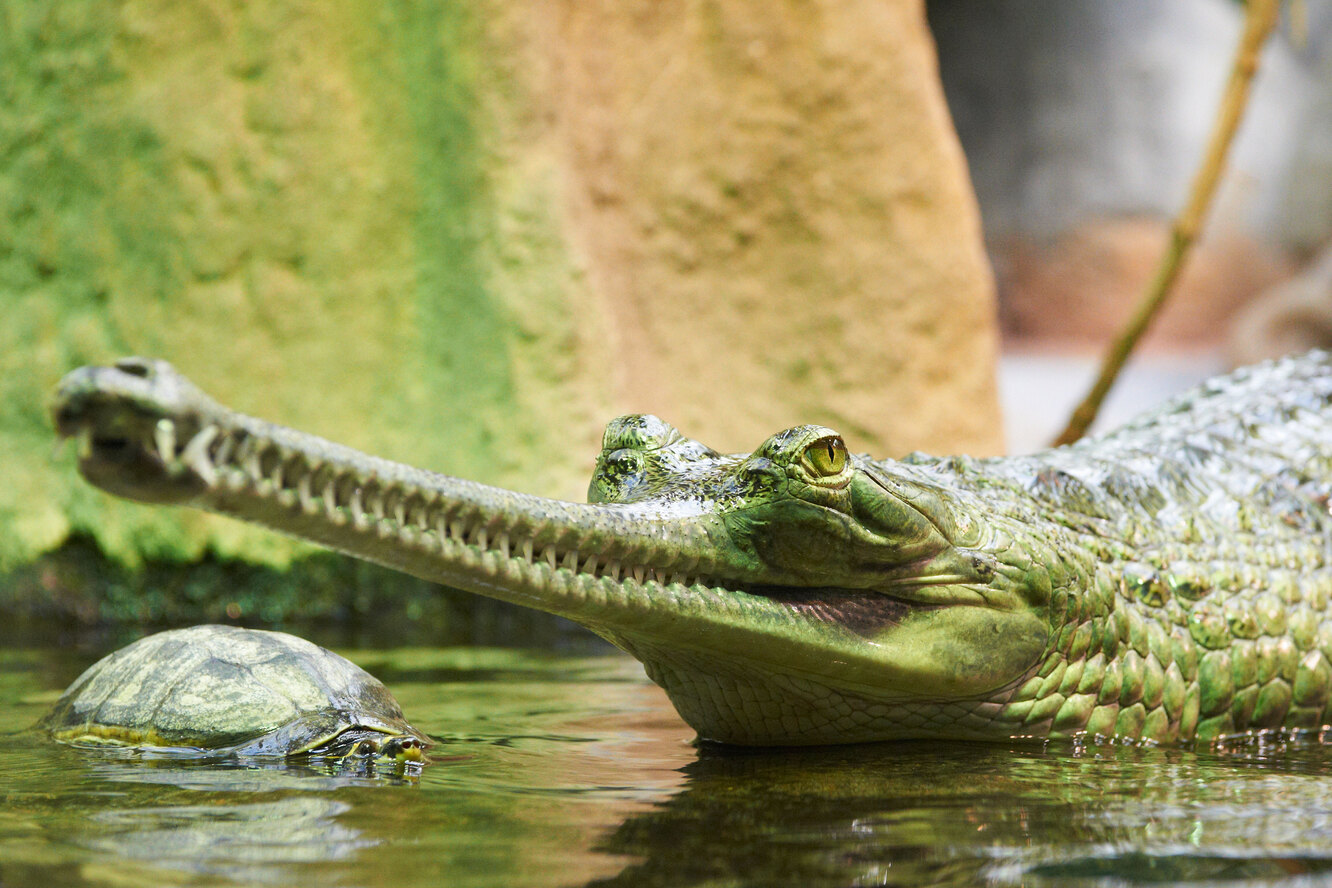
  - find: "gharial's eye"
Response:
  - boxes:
[803,435,848,478]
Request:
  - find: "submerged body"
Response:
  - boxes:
[46,625,429,759]
[51,353,1332,745]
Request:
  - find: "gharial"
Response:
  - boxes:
[50,352,1332,746]
[45,624,429,760]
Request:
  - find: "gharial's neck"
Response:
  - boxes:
[983,507,1225,745]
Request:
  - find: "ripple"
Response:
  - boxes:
[993,849,1332,886]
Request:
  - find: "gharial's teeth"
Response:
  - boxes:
[213,433,236,467]
[180,425,219,487]
[497,533,510,560]
[298,474,316,513]
[475,528,487,551]
[349,489,368,528]
[154,419,177,463]
[606,561,621,582]
[235,436,258,477]
[418,500,436,531]
[632,566,646,584]
[522,539,534,564]
[224,466,248,492]
[544,547,558,570]
[562,550,578,570]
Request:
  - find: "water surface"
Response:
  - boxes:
[5,622,1332,887]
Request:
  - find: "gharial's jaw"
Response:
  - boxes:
[53,359,1050,744]
[54,358,222,504]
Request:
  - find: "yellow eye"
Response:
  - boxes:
[804,436,848,477]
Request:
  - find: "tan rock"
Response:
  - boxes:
[538,0,1003,458]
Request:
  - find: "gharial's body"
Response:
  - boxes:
[45,624,429,759]
[51,353,1332,746]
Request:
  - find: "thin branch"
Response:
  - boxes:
[1050,0,1281,447]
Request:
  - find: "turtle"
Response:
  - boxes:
[44,624,430,761]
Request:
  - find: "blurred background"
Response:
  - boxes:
[931,0,1332,450]
[4,0,1331,627]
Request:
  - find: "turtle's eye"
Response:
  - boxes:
[802,436,848,478]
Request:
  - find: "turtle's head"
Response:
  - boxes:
[53,358,221,504]
[299,725,429,764]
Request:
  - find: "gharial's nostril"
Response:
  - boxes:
[113,357,154,378]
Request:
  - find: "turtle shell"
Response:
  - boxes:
[45,625,429,758]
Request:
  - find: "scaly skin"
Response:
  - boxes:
[51,353,1332,746]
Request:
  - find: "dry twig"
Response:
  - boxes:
[1051,0,1282,446]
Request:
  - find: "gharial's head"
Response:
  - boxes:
[53,359,1054,744]
[590,414,997,589]
[575,414,1053,741]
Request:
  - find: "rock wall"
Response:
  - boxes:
[1,0,1001,576]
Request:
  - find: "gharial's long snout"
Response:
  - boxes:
[50,358,752,621]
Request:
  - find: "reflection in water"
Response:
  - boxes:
[0,740,418,887]
[10,634,1332,887]
[83,796,368,883]
[592,740,1332,887]
[84,747,427,792]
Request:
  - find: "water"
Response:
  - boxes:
[6,622,1332,887]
